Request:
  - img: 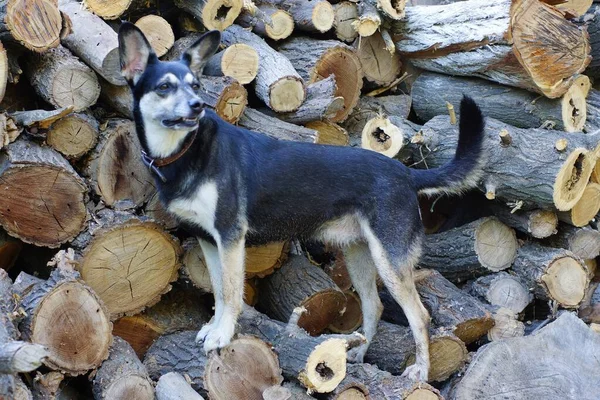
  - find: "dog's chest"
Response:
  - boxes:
[167,181,219,236]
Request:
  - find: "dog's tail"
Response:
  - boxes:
[410,96,485,196]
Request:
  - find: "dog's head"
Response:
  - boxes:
[118,22,221,132]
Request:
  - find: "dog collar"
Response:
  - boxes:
[140,131,197,183]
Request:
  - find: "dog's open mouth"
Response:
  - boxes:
[162,117,199,128]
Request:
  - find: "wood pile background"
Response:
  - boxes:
[0,0,597,398]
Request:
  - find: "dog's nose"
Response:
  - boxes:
[189,99,203,112]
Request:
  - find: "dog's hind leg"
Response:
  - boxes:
[342,241,383,363]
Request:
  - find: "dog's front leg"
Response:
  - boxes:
[200,235,246,353]
[196,239,224,344]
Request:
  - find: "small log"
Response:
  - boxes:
[545,224,600,260]
[393,0,590,98]
[333,2,358,43]
[466,272,532,314]
[59,1,125,86]
[198,76,247,124]
[450,313,600,399]
[361,115,404,157]
[238,306,366,393]
[513,242,590,307]
[558,182,600,227]
[279,37,362,122]
[144,190,179,230]
[483,202,558,239]
[156,372,204,400]
[306,121,349,146]
[365,321,467,382]
[328,290,362,334]
[81,118,155,207]
[99,78,133,119]
[354,31,401,87]
[180,238,212,293]
[221,25,305,113]
[487,308,525,342]
[204,44,259,85]
[412,115,599,210]
[353,1,381,37]
[257,255,346,335]
[341,94,412,138]
[46,113,99,160]
[0,0,62,53]
[112,286,210,358]
[238,108,319,143]
[134,15,175,58]
[92,337,154,400]
[0,139,88,248]
[82,0,132,19]
[174,0,243,31]
[75,208,181,318]
[261,0,334,33]
[0,228,21,271]
[19,250,112,375]
[236,4,294,41]
[412,72,589,132]
[24,45,100,112]
[419,217,518,282]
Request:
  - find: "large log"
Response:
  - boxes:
[512,242,590,308]
[483,202,558,239]
[393,0,590,99]
[419,217,518,282]
[412,72,589,132]
[354,31,402,87]
[257,255,346,335]
[18,250,112,375]
[144,190,179,230]
[59,1,125,86]
[0,139,88,248]
[204,44,259,85]
[278,37,363,122]
[46,113,99,160]
[92,337,154,400]
[411,115,599,210]
[557,182,600,227]
[466,272,532,314]
[257,0,334,33]
[221,25,305,113]
[174,0,243,31]
[0,0,62,52]
[134,15,175,58]
[74,208,181,318]
[450,313,600,400]
[156,372,204,400]
[238,108,319,143]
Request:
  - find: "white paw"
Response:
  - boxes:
[347,345,367,363]
[401,363,429,382]
[202,321,235,354]
[195,321,216,344]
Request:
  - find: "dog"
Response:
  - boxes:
[118,23,485,382]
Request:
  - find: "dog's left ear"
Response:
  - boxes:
[181,30,221,75]
[119,22,156,84]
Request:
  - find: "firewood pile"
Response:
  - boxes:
[0,0,598,398]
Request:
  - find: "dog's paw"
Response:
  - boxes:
[202,321,235,354]
[401,363,429,382]
[195,322,216,344]
[347,345,367,363]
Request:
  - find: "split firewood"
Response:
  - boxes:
[257,0,334,33]
[238,108,319,143]
[545,224,600,261]
[112,286,211,358]
[134,15,175,57]
[92,337,154,400]
[419,217,518,282]
[482,202,558,239]
[279,37,363,122]
[144,331,284,399]
[354,31,402,87]
[144,191,179,230]
[156,372,204,400]
[450,313,600,399]
[18,250,112,375]
[0,113,20,150]
[328,290,362,334]
[59,1,125,86]
[73,208,181,318]
[411,115,599,210]
[81,118,155,207]
[466,272,532,314]
[238,306,366,393]
[257,255,346,335]
[46,113,99,160]
[333,2,358,43]
[262,76,344,125]
[364,320,467,382]
[31,371,63,400]
[0,0,62,53]
[0,139,88,248]
[99,78,133,118]
[393,0,591,98]
[341,94,412,139]
[513,242,590,308]
[204,44,259,84]
[236,4,294,41]
[381,269,495,344]
[198,76,248,124]
[9,107,73,132]
[82,0,133,19]
[221,25,305,113]
[306,121,349,146]
[487,308,525,342]
[412,72,590,132]
[0,229,21,271]
[557,182,600,227]
[174,0,243,31]
[541,0,593,17]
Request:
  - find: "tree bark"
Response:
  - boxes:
[156,372,204,400]
[545,224,600,260]
[482,202,558,239]
[238,108,319,143]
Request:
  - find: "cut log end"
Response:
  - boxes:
[406,334,467,382]
[334,2,359,42]
[356,31,401,86]
[202,0,244,30]
[213,79,248,124]
[528,209,558,239]
[378,0,406,19]
[354,17,380,37]
[541,255,589,307]
[299,290,347,335]
[47,114,98,159]
[560,76,588,132]
[269,78,305,112]
[553,148,595,211]
[328,290,362,334]
[307,121,349,146]
[135,15,175,57]
[486,275,531,314]
[245,242,287,278]
[487,308,525,342]
[312,2,335,33]
[219,44,259,84]
[474,217,518,272]
[561,183,600,227]
[83,0,133,19]
[6,0,62,52]
[299,338,347,393]
[361,116,404,157]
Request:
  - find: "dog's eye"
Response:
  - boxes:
[158,83,170,91]
[191,83,200,91]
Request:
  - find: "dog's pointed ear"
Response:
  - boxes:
[181,30,221,75]
[118,22,156,84]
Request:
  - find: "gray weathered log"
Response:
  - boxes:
[545,224,600,260]
[482,202,558,239]
[156,372,204,400]
[465,272,532,314]
[238,108,319,143]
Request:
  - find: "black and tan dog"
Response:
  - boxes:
[118,23,485,381]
